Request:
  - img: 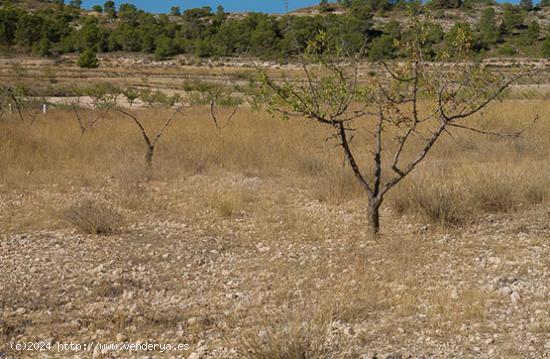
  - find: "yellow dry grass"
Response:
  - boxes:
[0,100,548,220]
[1,100,549,358]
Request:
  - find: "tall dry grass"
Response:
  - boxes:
[0,99,548,228]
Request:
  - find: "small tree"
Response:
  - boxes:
[154,35,175,61]
[71,83,121,134]
[0,83,21,121]
[520,0,533,11]
[518,21,540,46]
[500,4,525,35]
[103,0,116,18]
[76,86,181,179]
[184,82,240,129]
[0,82,40,124]
[69,0,82,9]
[117,90,183,179]
[123,86,139,107]
[542,38,550,58]
[170,6,181,16]
[478,7,499,46]
[259,23,532,235]
[78,48,100,68]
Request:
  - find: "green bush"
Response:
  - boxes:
[77,48,100,68]
[497,44,516,56]
[542,39,550,59]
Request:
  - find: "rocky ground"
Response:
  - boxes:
[1,172,549,358]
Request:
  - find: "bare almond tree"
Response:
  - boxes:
[0,84,21,121]
[186,82,240,130]
[259,24,534,235]
[73,83,238,180]
[71,84,121,135]
[116,90,182,180]
[209,94,239,130]
[0,83,40,124]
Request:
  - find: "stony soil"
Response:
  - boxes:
[1,173,549,358]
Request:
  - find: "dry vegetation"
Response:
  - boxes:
[1,101,549,358]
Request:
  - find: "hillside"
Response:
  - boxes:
[289,1,550,31]
[1,0,550,62]
[10,0,55,10]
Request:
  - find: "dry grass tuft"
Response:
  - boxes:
[310,168,365,205]
[390,159,550,227]
[239,305,341,359]
[206,188,248,218]
[64,199,123,235]
[390,178,471,226]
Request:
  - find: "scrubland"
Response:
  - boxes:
[1,101,549,358]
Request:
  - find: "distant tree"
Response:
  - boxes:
[194,39,213,58]
[2,0,548,62]
[92,5,103,13]
[368,35,396,60]
[170,6,181,16]
[383,21,401,39]
[443,22,475,58]
[216,5,225,17]
[430,0,462,9]
[500,4,525,34]
[154,35,175,60]
[520,0,533,10]
[518,20,540,45]
[53,0,64,9]
[478,7,499,45]
[118,3,139,24]
[497,43,516,56]
[542,38,550,58]
[0,7,19,47]
[540,0,550,7]
[184,6,213,19]
[77,48,100,68]
[69,0,82,9]
[34,36,52,57]
[319,0,335,12]
[117,89,182,179]
[212,5,226,27]
[0,83,37,124]
[104,0,116,18]
[111,23,141,51]
[14,13,43,48]
[427,23,444,43]
[345,2,373,40]
[78,19,104,51]
[72,83,120,133]
[122,87,139,106]
[367,0,391,13]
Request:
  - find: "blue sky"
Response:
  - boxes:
[81,0,320,13]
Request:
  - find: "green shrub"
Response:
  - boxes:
[497,44,516,56]
[77,48,100,68]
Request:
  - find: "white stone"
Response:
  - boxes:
[498,286,512,295]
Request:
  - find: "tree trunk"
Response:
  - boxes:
[144,145,154,180]
[367,198,382,235]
